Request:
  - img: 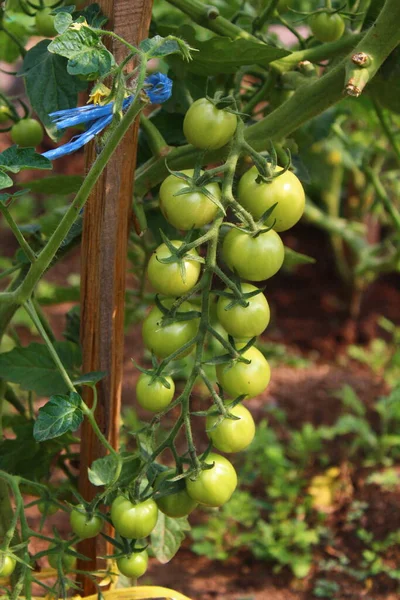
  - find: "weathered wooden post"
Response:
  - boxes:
[78,0,153,592]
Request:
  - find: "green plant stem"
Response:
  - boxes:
[372,99,400,168]
[24,299,76,394]
[166,0,255,40]
[13,59,148,306]
[276,13,305,48]
[31,297,55,343]
[365,167,400,232]
[140,114,169,157]
[242,73,277,116]
[0,206,36,263]
[252,0,280,32]
[344,0,400,96]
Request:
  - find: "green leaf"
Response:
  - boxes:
[88,454,118,486]
[0,146,52,174]
[0,341,82,396]
[18,175,83,195]
[54,11,73,34]
[73,371,106,386]
[335,385,366,417]
[283,247,316,269]
[150,512,191,564]
[21,40,87,140]
[140,35,193,61]
[78,3,108,28]
[0,171,14,192]
[176,25,289,75]
[0,415,75,478]
[48,26,115,79]
[33,391,83,441]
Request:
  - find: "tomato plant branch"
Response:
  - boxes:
[364,167,400,232]
[372,99,400,168]
[0,206,36,264]
[344,0,400,97]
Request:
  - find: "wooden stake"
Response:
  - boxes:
[78,0,153,593]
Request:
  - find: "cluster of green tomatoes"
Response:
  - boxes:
[0,97,305,584]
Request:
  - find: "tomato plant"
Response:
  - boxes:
[10,119,44,147]
[308,11,345,43]
[147,241,201,296]
[111,497,158,539]
[186,453,238,507]
[136,373,175,412]
[238,166,305,232]
[117,550,149,578]
[222,227,285,281]
[183,98,237,149]
[206,403,255,453]
[0,0,399,597]
[70,506,103,539]
[216,283,270,338]
[159,169,220,230]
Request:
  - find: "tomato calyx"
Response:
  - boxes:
[164,161,225,214]
[214,281,265,311]
[203,335,256,367]
[133,359,173,390]
[154,295,201,327]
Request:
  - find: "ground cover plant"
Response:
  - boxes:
[0,0,399,598]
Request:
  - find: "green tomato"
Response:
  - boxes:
[0,105,12,124]
[117,550,148,578]
[155,469,197,518]
[216,346,270,398]
[206,403,255,453]
[186,453,237,507]
[159,169,220,230]
[183,98,237,150]
[48,546,76,572]
[147,241,201,297]
[35,9,57,37]
[0,555,16,578]
[308,12,345,43]
[222,228,284,282]
[10,119,44,148]
[136,373,175,412]
[142,300,199,359]
[70,505,103,539]
[111,497,158,539]
[38,501,58,516]
[238,166,305,232]
[217,283,270,339]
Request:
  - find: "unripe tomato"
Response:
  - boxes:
[206,403,256,453]
[238,166,305,232]
[222,228,284,282]
[70,505,103,539]
[0,105,12,123]
[159,169,220,230]
[216,346,270,398]
[136,373,175,412]
[147,241,201,297]
[0,555,16,577]
[48,546,76,571]
[111,496,158,539]
[142,300,199,359]
[10,119,44,148]
[38,501,58,516]
[155,469,197,518]
[117,550,148,578]
[217,283,270,338]
[183,98,237,150]
[35,9,57,37]
[308,12,345,43]
[186,453,237,507]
